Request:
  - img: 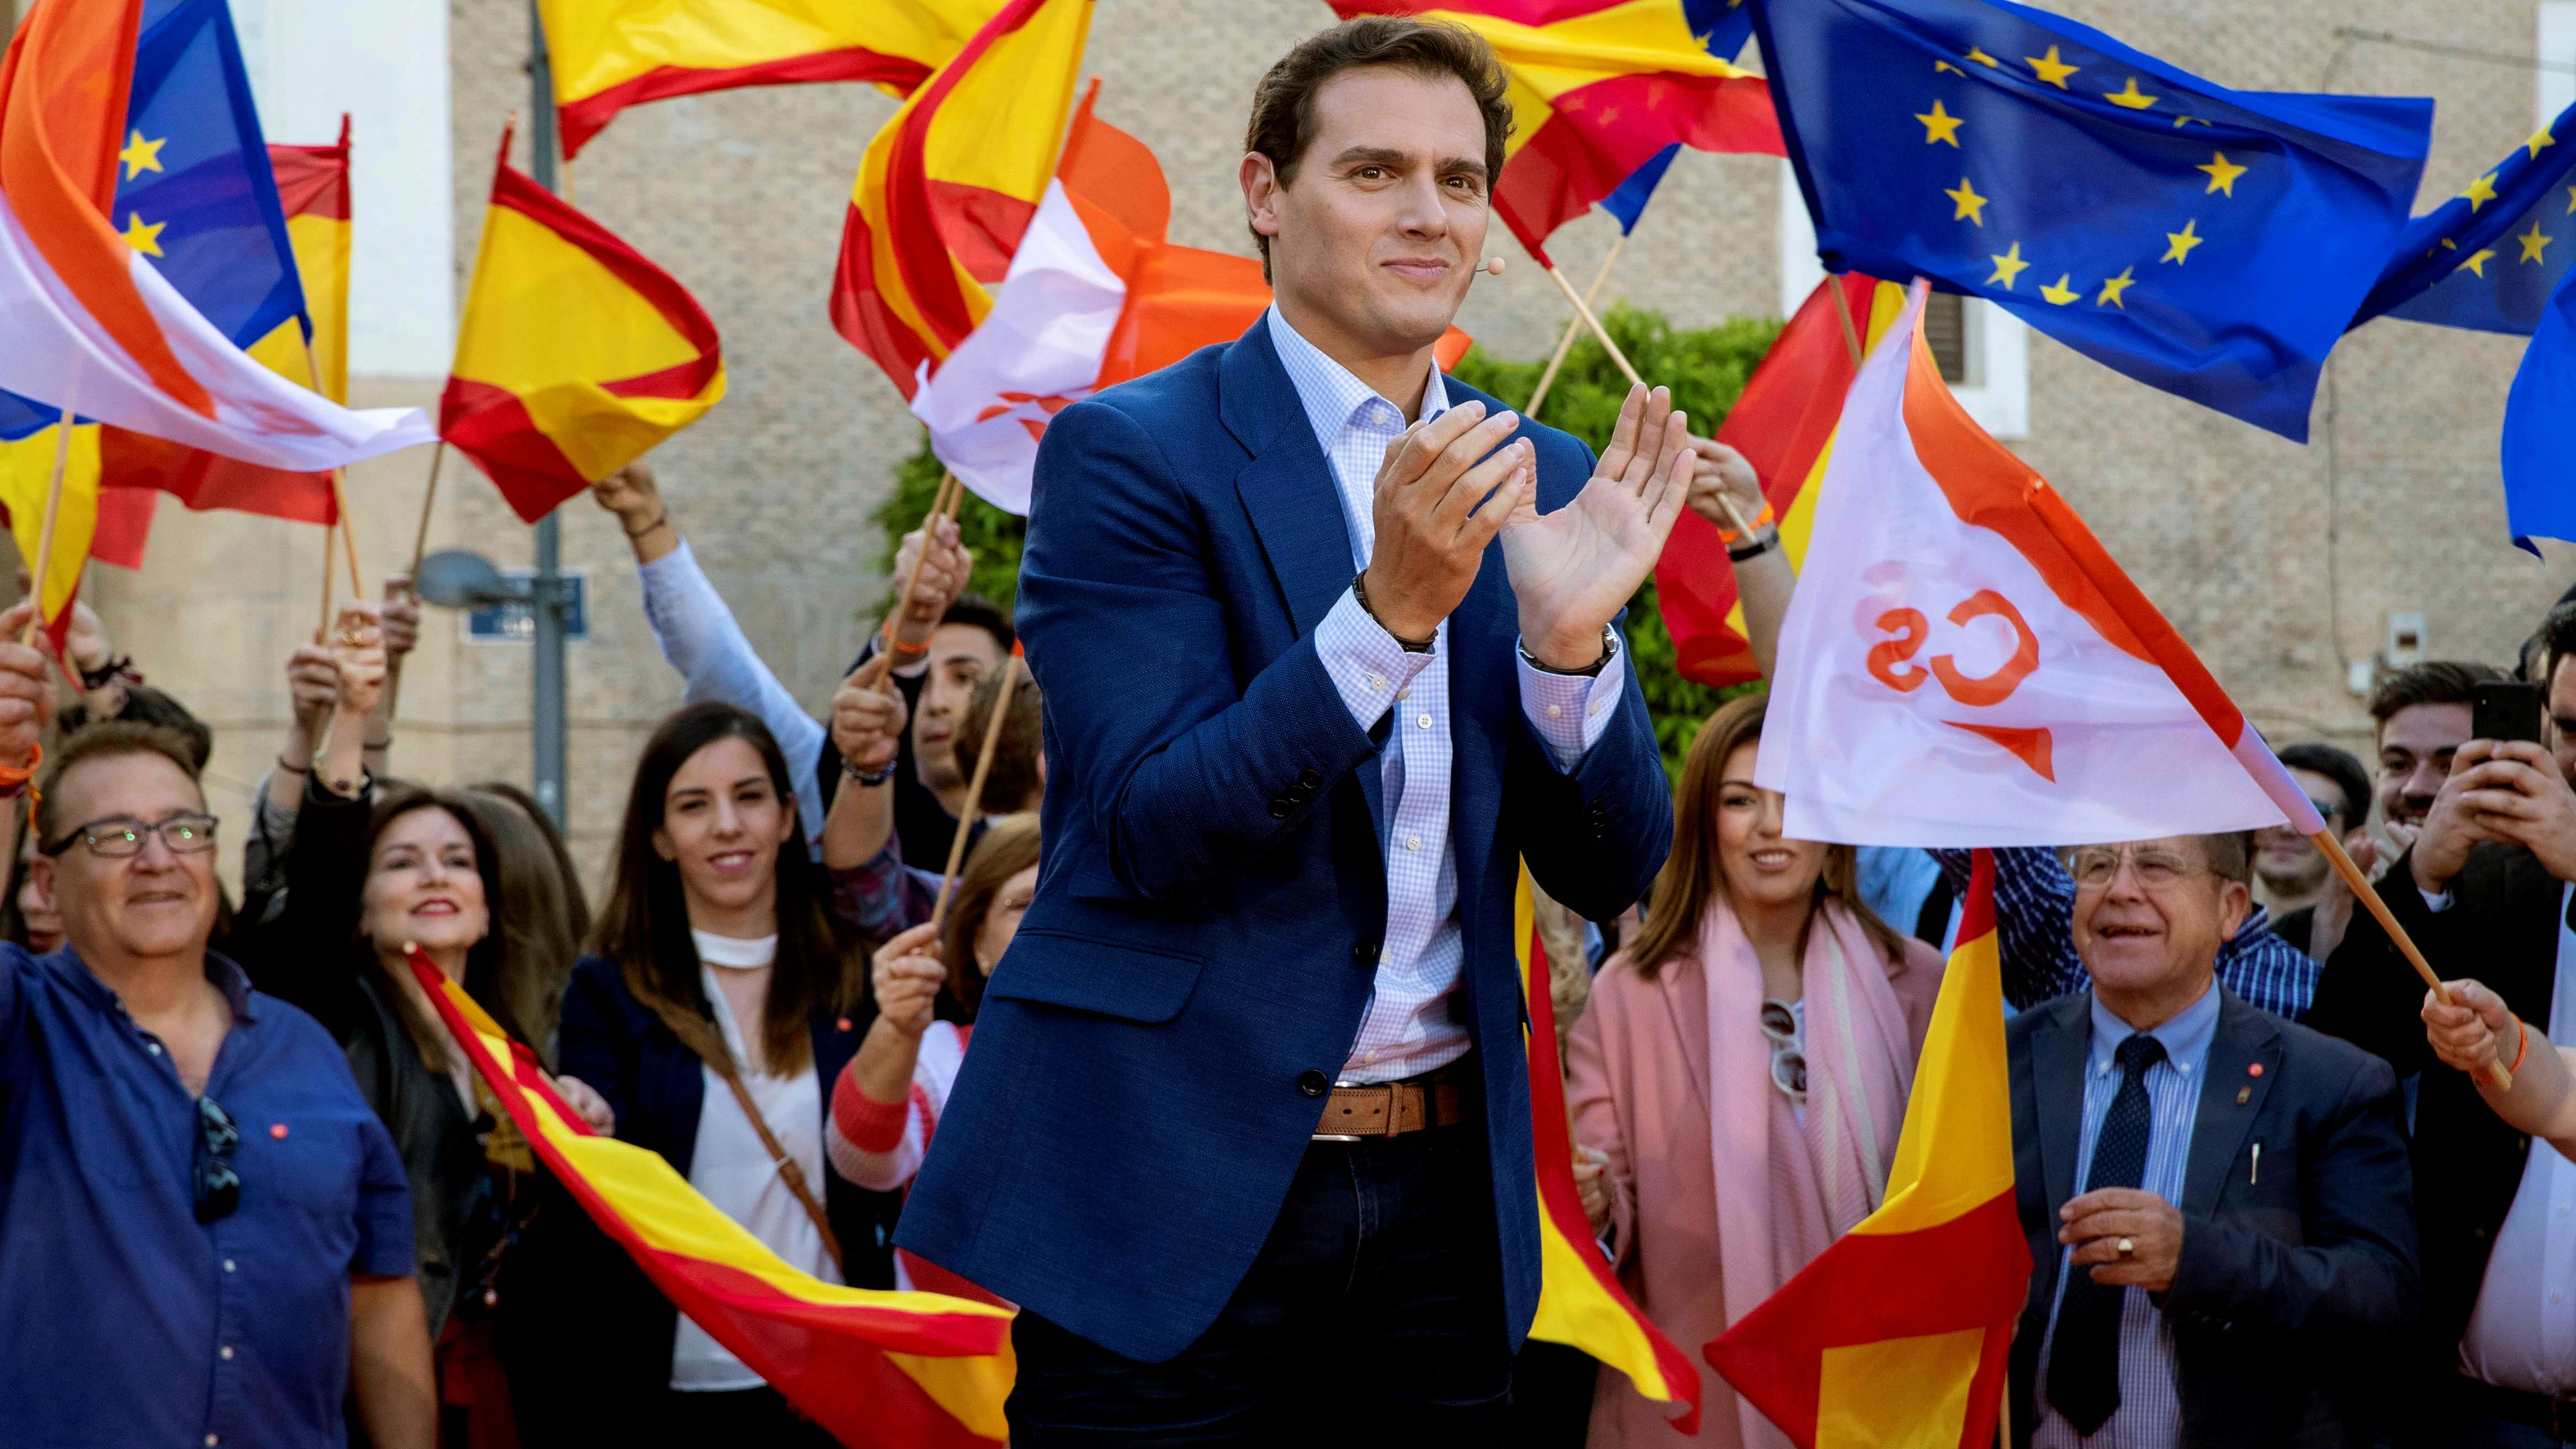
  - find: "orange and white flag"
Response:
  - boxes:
[1758,280,2324,847]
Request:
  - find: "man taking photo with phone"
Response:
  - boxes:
[2310,599,2576,1445]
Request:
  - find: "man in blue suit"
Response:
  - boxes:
[896,15,1690,1442]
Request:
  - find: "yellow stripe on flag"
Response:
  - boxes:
[0,423,101,624]
[1428,0,1755,160]
[540,0,992,106]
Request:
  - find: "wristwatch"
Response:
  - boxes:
[1520,626,1618,678]
[1728,527,1782,564]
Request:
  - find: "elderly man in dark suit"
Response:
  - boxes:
[2007,832,2418,1449]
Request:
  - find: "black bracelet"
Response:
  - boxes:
[274,756,310,776]
[1351,572,1436,654]
[1727,527,1781,564]
[78,654,135,692]
[624,509,670,540]
[841,756,898,787]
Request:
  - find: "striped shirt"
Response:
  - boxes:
[1927,846,2319,1021]
[2031,984,2219,1449]
[1265,306,1625,1084]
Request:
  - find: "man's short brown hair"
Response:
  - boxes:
[2367,660,2503,729]
[2197,830,2255,887]
[952,661,1042,815]
[35,722,205,845]
[1243,16,1513,279]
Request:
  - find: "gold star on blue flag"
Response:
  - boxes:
[2352,97,2576,336]
[0,0,310,441]
[1751,0,2432,440]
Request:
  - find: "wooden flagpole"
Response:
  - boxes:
[317,517,338,640]
[2314,829,2509,1086]
[407,441,446,583]
[1525,234,1626,419]
[929,652,1022,934]
[1540,264,1756,538]
[19,407,73,647]
[300,337,363,599]
[856,473,963,692]
[1826,277,1867,369]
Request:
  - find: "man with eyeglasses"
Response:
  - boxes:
[2006,831,2417,1449]
[0,683,432,1448]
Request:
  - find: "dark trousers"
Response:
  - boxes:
[658,1387,840,1447]
[1007,1123,1513,1445]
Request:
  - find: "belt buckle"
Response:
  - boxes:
[1312,1081,1386,1143]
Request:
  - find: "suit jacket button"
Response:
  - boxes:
[1268,798,1291,820]
[1353,941,1380,968]
[1298,768,1323,790]
[1297,1070,1330,1098]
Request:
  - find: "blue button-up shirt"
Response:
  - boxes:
[2031,983,2220,1449]
[0,944,414,1449]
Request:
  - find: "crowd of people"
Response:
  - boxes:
[7,15,2576,1449]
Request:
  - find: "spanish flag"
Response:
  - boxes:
[539,0,1003,159]
[442,130,725,524]
[1653,273,1904,688]
[829,0,1093,400]
[1329,1,1781,256]
[1705,851,2031,1449]
[403,947,1013,1447]
[1517,866,1703,1432]
[99,124,356,538]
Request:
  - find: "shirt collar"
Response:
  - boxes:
[1263,304,1449,459]
[2086,976,2220,1079]
[59,944,260,1025]
[2229,904,2272,946]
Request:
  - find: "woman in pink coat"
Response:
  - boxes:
[1566,692,1944,1448]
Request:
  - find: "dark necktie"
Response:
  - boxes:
[2047,1032,2167,1437]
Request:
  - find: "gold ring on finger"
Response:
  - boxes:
[2117,1237,2135,1258]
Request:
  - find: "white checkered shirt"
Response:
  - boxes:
[2030,985,2219,1449]
[1264,307,1626,1084]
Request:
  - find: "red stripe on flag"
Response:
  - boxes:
[831,201,936,400]
[1704,1189,2026,1447]
[1493,72,1780,254]
[559,49,935,159]
[437,377,592,524]
[1525,922,1704,1433]
[267,140,350,221]
[98,426,336,525]
[1329,1,1655,22]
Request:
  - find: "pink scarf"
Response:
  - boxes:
[1703,899,1918,1449]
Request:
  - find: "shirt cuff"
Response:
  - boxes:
[1517,633,1625,771]
[2421,887,2455,913]
[1314,588,1437,732]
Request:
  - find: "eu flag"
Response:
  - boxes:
[1752,0,2432,440]
[0,0,305,439]
[2500,267,2576,553]
[2351,98,2576,335]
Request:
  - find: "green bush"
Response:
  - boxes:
[872,302,1782,777]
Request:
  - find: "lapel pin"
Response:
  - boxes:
[836,1017,854,1033]
[270,1123,289,1139]
[2248,1063,2264,1077]
[2235,1086,2251,1106]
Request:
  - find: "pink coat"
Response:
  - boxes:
[1565,903,1944,1448]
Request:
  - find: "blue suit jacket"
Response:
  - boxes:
[2006,989,2418,1449]
[895,321,1674,1362]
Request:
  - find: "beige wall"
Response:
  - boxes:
[81,0,2573,896]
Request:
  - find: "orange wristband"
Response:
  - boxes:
[2508,1017,2532,1078]
[0,739,44,793]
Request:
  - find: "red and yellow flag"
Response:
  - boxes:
[829,0,1092,400]
[403,948,1013,1447]
[99,125,354,539]
[1329,1,1780,257]
[538,0,1005,159]
[1705,851,2030,1449]
[1653,273,1904,688]
[442,130,725,523]
[1518,866,1703,1433]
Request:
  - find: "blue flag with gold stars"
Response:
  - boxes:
[1751,0,2432,440]
[2501,266,2576,552]
[2352,99,2576,336]
[0,0,305,441]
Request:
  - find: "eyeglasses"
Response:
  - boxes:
[193,1096,239,1224]
[1758,999,1807,1103]
[2068,843,2208,891]
[40,813,219,859]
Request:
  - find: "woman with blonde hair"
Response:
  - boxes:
[1565,691,1944,1448]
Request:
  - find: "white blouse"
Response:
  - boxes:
[669,931,838,1392]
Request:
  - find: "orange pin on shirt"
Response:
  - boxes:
[271,1123,289,1139]
[2248,1063,2264,1077]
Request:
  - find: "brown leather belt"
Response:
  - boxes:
[1313,1063,1471,1140]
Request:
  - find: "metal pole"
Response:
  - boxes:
[526,0,568,830]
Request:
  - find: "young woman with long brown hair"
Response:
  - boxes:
[1563,692,1945,1448]
[552,701,886,1444]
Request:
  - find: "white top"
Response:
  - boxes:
[1263,306,1626,1084]
[2457,879,2576,1393]
[670,930,838,1392]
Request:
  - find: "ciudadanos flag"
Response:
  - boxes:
[2351,98,2576,335]
[1751,0,2432,442]
[0,0,428,469]
[1757,281,2325,847]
